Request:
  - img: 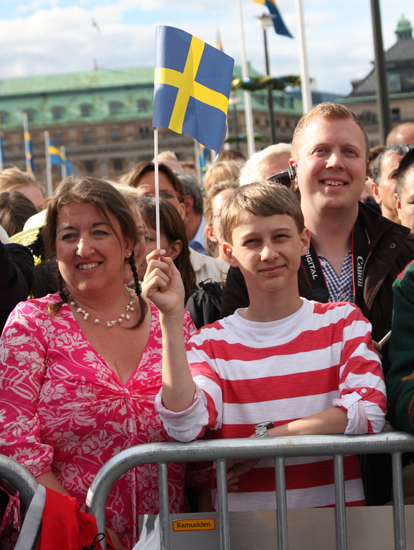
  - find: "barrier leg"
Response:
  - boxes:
[275,457,288,550]
[216,460,230,550]
[333,454,347,550]
[158,463,170,550]
[392,452,406,550]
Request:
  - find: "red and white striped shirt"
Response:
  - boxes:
[156,299,386,510]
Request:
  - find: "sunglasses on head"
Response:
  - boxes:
[265,164,296,188]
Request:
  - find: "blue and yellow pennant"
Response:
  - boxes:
[253,0,293,38]
[24,130,36,175]
[49,139,77,175]
[153,26,234,152]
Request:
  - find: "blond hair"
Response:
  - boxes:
[203,160,240,192]
[239,144,292,185]
[220,182,303,244]
[0,167,41,192]
[291,103,369,161]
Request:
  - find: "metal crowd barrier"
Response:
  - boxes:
[86,432,414,550]
[0,454,38,510]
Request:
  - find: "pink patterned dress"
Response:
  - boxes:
[0,293,196,548]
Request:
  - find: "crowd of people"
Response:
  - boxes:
[1,104,414,548]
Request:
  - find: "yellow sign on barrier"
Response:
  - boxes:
[172,518,215,532]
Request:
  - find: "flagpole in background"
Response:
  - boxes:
[60,146,67,179]
[295,0,312,113]
[23,112,35,175]
[0,123,4,172]
[92,18,100,71]
[194,139,202,184]
[237,0,255,158]
[44,132,53,196]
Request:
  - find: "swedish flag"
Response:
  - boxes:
[49,139,77,174]
[153,26,234,152]
[24,130,36,175]
[253,0,293,38]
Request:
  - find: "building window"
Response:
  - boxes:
[25,109,35,122]
[388,74,402,94]
[290,97,294,108]
[82,131,93,144]
[80,104,91,117]
[52,107,63,120]
[228,119,236,132]
[109,102,121,115]
[279,96,285,107]
[140,126,149,137]
[137,99,149,112]
[54,133,64,146]
[392,108,401,122]
[113,158,123,171]
[255,118,260,126]
[111,128,122,142]
[358,110,378,126]
[84,160,94,173]
[0,112,6,125]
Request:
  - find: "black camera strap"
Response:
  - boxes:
[301,214,369,308]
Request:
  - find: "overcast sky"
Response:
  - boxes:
[1,0,413,96]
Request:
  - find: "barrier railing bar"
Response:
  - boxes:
[334,454,347,550]
[86,433,414,550]
[158,463,170,550]
[275,457,288,550]
[0,455,38,509]
[392,452,405,550]
[216,460,230,550]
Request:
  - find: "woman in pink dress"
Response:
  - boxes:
[0,178,196,549]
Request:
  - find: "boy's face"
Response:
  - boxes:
[223,213,310,294]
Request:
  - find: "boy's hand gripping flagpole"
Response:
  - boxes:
[152,25,234,248]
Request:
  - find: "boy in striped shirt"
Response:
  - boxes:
[143,182,386,510]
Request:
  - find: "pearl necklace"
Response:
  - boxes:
[68,285,136,328]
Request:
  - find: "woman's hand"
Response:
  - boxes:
[141,249,185,317]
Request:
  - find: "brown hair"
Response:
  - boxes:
[204,181,239,257]
[44,176,147,325]
[203,160,241,192]
[291,102,370,161]
[137,196,196,303]
[0,190,38,237]
[220,182,304,244]
[217,148,246,163]
[122,161,186,203]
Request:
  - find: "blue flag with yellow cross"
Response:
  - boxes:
[153,26,234,153]
[49,139,77,175]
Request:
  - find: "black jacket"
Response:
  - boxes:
[0,243,34,333]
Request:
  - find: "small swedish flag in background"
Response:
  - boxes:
[153,26,234,153]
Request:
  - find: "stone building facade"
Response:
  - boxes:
[0,65,303,192]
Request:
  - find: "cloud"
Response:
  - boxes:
[0,0,412,101]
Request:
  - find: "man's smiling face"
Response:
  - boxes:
[295,115,367,215]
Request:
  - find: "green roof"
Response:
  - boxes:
[0,67,155,97]
[396,15,412,33]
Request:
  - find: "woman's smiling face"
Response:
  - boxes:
[55,202,132,298]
